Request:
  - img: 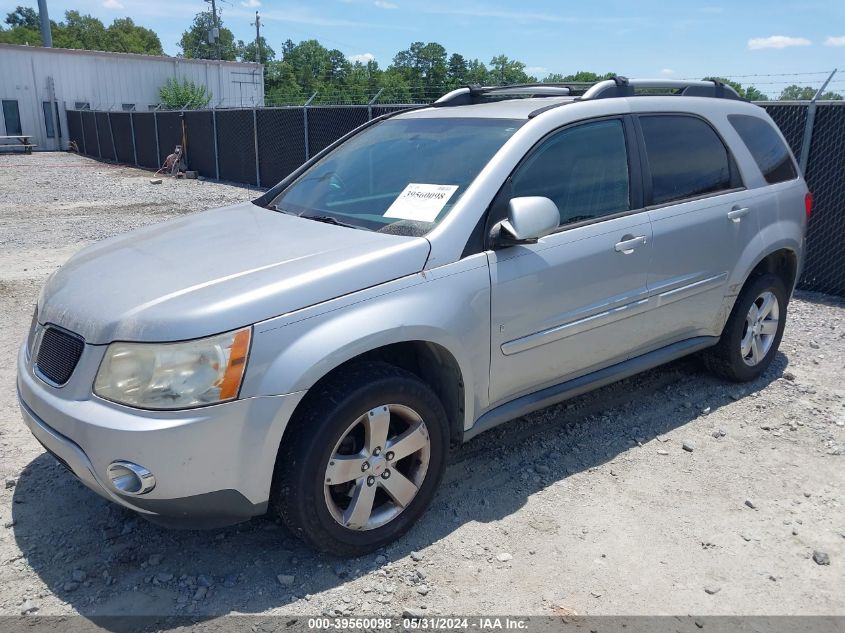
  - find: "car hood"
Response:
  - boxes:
[37,202,431,344]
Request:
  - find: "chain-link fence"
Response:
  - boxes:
[64,100,845,297]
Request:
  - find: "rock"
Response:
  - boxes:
[809,341,820,349]
[277,574,295,587]
[704,585,721,595]
[803,491,811,498]
[102,527,120,540]
[783,371,796,381]
[812,550,830,566]
[197,574,213,587]
[534,464,550,475]
[416,585,430,595]
[682,441,694,452]
[744,499,757,509]
[410,551,424,562]
[193,586,208,601]
[375,555,387,565]
[20,599,39,615]
[496,552,513,562]
[701,407,711,416]
[149,178,162,184]
[4,478,16,489]
[148,554,163,566]
[657,449,669,456]
[156,572,173,583]
[4,520,17,529]
[590,590,602,598]
[403,608,426,619]
[712,430,721,438]
[71,569,87,583]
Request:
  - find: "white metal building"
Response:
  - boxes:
[0,44,263,150]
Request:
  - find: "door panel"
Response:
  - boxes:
[633,113,758,352]
[488,213,652,405]
[637,191,758,352]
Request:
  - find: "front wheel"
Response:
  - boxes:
[703,273,788,382]
[271,362,449,556]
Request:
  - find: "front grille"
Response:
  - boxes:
[36,327,85,385]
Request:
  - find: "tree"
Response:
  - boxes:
[489,54,534,84]
[0,9,163,55]
[779,84,843,101]
[542,71,616,83]
[5,5,38,29]
[158,77,212,109]
[179,10,237,61]
[744,86,769,101]
[105,18,163,55]
[447,53,468,87]
[237,36,275,64]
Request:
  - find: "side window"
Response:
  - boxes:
[511,119,630,227]
[640,115,732,205]
[2,100,22,135]
[729,114,797,184]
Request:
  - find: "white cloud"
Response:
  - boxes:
[374,0,398,7]
[240,0,261,7]
[350,52,376,64]
[747,35,811,50]
[524,66,547,76]
[102,0,124,8]
[659,68,675,76]
[824,36,845,47]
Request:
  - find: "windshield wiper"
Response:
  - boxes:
[299,214,370,231]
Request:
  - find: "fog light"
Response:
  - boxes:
[107,461,156,495]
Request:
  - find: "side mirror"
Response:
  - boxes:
[494,197,560,246]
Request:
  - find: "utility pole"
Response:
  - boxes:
[205,0,221,60]
[252,11,262,64]
[37,0,52,47]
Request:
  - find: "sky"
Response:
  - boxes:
[3,0,844,97]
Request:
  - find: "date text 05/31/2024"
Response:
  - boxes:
[306,617,529,630]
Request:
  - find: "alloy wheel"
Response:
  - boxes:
[740,290,779,366]
[324,404,431,531]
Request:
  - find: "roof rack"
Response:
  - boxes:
[581,77,742,100]
[432,84,575,107]
[432,77,743,110]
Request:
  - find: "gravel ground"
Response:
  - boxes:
[1,153,843,619]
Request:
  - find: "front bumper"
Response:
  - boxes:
[17,343,306,528]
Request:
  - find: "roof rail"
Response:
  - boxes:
[432,84,574,107]
[582,77,742,100]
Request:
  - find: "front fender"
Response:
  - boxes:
[240,254,492,430]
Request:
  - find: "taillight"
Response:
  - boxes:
[805,192,813,219]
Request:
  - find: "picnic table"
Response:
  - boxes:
[0,135,36,154]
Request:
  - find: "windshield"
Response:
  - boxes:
[270,117,524,236]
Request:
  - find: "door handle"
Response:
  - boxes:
[727,207,750,222]
[614,235,647,254]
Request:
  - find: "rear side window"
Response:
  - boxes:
[511,118,630,227]
[729,114,797,184]
[640,115,733,205]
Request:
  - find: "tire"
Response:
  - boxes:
[703,273,788,382]
[271,361,449,556]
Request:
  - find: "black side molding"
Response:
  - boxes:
[463,336,719,441]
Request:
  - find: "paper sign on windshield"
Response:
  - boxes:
[384,183,459,223]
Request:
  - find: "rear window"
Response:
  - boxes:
[729,114,797,184]
[640,115,733,205]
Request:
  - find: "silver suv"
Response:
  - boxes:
[18,78,809,555]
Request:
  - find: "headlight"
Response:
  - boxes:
[94,327,251,410]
